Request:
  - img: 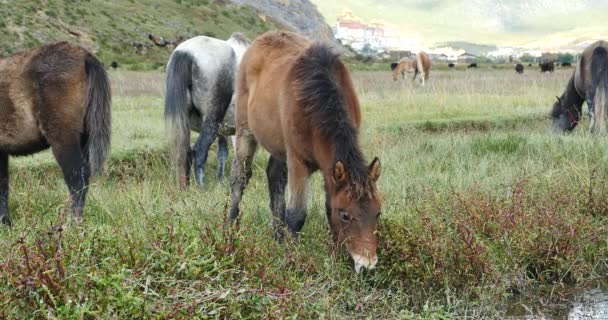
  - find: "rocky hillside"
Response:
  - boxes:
[0,0,284,69]
[229,0,334,42]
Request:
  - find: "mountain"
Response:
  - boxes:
[228,0,334,42]
[311,0,608,50]
[0,0,283,69]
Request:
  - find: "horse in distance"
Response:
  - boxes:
[229,31,382,273]
[0,42,111,226]
[540,61,555,73]
[551,40,608,134]
[392,51,431,85]
[164,33,250,189]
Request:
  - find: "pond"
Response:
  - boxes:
[508,287,608,319]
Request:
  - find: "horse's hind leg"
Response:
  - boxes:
[51,139,90,219]
[0,152,10,226]
[216,135,229,182]
[192,121,219,189]
[229,128,257,221]
[266,155,287,239]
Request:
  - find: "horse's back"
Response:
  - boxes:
[0,43,88,155]
[173,36,236,72]
[237,32,310,160]
[575,40,608,92]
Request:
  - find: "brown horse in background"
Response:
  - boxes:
[551,40,608,134]
[229,31,382,272]
[391,51,431,85]
[0,42,111,226]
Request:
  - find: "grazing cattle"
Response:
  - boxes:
[515,63,524,74]
[164,33,250,189]
[467,63,478,68]
[229,31,382,272]
[528,63,533,67]
[448,63,455,68]
[392,51,432,85]
[551,40,608,134]
[110,61,119,70]
[561,62,572,67]
[0,42,111,225]
[539,61,555,73]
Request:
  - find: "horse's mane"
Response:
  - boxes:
[291,43,369,195]
[228,32,251,46]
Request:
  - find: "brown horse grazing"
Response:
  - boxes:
[229,31,382,272]
[392,51,431,85]
[552,40,608,134]
[0,42,111,226]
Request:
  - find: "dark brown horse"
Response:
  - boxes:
[540,61,555,73]
[552,40,608,134]
[229,31,382,272]
[0,42,111,225]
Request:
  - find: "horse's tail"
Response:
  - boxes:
[591,46,608,134]
[415,53,427,84]
[164,51,193,185]
[84,53,112,175]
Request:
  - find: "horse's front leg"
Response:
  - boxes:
[216,135,229,182]
[285,157,310,237]
[0,152,10,226]
[192,122,219,189]
[266,155,288,240]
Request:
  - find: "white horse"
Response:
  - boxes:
[165,33,250,189]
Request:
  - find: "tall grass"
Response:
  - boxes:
[1,69,606,318]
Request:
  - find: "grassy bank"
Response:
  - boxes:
[1,69,607,318]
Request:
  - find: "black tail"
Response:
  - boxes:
[84,54,112,175]
[591,46,608,134]
[164,51,193,183]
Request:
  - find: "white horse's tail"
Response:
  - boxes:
[591,46,608,135]
[416,52,426,86]
[164,51,193,187]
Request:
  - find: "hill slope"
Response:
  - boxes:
[0,0,281,69]
[228,0,334,42]
[312,0,608,50]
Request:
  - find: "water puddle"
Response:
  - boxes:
[507,286,608,319]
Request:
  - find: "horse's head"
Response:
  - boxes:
[551,96,579,133]
[327,158,382,273]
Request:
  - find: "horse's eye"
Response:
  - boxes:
[340,210,350,223]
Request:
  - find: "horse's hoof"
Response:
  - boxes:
[1,215,11,226]
[273,228,286,243]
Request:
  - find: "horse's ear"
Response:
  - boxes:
[333,161,348,186]
[368,157,381,183]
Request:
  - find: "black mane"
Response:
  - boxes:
[291,43,369,190]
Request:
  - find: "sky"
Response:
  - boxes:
[311,0,608,49]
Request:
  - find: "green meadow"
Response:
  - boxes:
[1,68,607,318]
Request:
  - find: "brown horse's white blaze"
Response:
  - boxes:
[392,51,431,85]
[229,31,382,272]
[0,42,111,226]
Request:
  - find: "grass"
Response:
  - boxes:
[0,0,280,70]
[1,68,607,318]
